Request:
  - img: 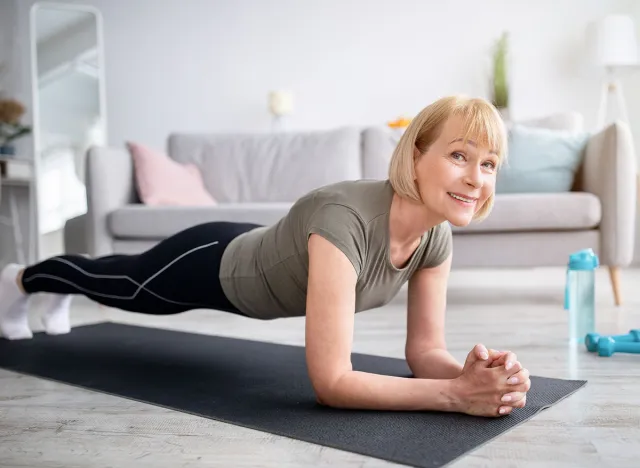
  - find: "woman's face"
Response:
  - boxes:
[413,115,499,227]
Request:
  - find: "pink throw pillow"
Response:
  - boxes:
[126,141,217,206]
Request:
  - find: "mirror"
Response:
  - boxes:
[30,2,106,257]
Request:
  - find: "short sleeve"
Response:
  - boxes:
[307,203,367,276]
[419,221,452,269]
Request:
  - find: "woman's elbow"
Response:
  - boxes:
[315,391,330,406]
[311,375,347,408]
[312,382,337,407]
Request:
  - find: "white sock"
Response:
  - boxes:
[0,263,32,340]
[41,294,72,335]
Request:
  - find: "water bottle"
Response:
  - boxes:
[564,248,599,343]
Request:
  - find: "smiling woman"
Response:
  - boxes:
[0,94,531,419]
[388,95,508,227]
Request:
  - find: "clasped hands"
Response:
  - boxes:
[454,343,532,417]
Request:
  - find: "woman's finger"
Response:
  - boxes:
[488,349,509,368]
[502,352,518,371]
[507,367,530,385]
[501,391,526,404]
[474,344,490,360]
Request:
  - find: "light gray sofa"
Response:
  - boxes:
[66,113,636,305]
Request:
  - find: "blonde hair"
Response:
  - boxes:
[388,95,508,221]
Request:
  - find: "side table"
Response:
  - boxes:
[0,155,37,266]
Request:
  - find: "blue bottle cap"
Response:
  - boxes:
[567,248,599,271]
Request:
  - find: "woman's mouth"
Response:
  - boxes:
[448,192,477,205]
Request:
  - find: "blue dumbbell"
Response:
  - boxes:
[585,329,640,352]
[597,336,640,357]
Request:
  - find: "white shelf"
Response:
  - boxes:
[1,177,32,187]
[0,155,34,164]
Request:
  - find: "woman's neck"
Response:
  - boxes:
[389,192,442,246]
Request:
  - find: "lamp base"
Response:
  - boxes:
[271,115,286,133]
[597,70,629,129]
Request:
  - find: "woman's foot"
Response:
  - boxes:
[0,263,32,340]
[41,294,72,335]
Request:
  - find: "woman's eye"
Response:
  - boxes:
[483,161,496,169]
[452,152,465,160]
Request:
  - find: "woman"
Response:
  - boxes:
[0,95,530,417]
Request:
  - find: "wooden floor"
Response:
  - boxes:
[1,266,639,467]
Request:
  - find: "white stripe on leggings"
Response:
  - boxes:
[21,241,219,307]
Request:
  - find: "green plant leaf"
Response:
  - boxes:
[491,31,509,108]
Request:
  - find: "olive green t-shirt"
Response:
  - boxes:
[219,179,452,319]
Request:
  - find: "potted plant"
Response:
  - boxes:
[0,98,31,177]
[0,97,31,177]
[0,97,31,155]
[491,31,509,118]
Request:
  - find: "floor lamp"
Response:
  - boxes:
[588,15,639,130]
[588,15,640,199]
[587,14,639,305]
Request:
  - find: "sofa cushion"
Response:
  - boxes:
[109,193,600,238]
[497,124,590,194]
[109,203,293,238]
[126,141,217,206]
[167,127,362,203]
[452,192,601,233]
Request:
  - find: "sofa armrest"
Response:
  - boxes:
[579,121,637,266]
[85,146,137,256]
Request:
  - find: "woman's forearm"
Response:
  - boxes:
[319,370,456,412]
[408,348,463,380]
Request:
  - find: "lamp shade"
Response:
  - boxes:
[587,14,639,67]
[268,91,294,116]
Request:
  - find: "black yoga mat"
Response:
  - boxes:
[0,322,586,468]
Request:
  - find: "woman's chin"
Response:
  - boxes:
[445,214,475,227]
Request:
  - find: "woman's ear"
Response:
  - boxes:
[412,147,421,182]
[413,146,421,160]
[412,147,423,180]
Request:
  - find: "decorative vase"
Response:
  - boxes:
[0,144,15,155]
[0,144,15,177]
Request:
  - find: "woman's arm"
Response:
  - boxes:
[305,233,455,412]
[405,252,464,379]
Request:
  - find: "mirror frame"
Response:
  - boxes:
[29,1,108,261]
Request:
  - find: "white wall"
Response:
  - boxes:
[11,0,636,149]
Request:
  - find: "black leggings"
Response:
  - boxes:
[21,221,261,316]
